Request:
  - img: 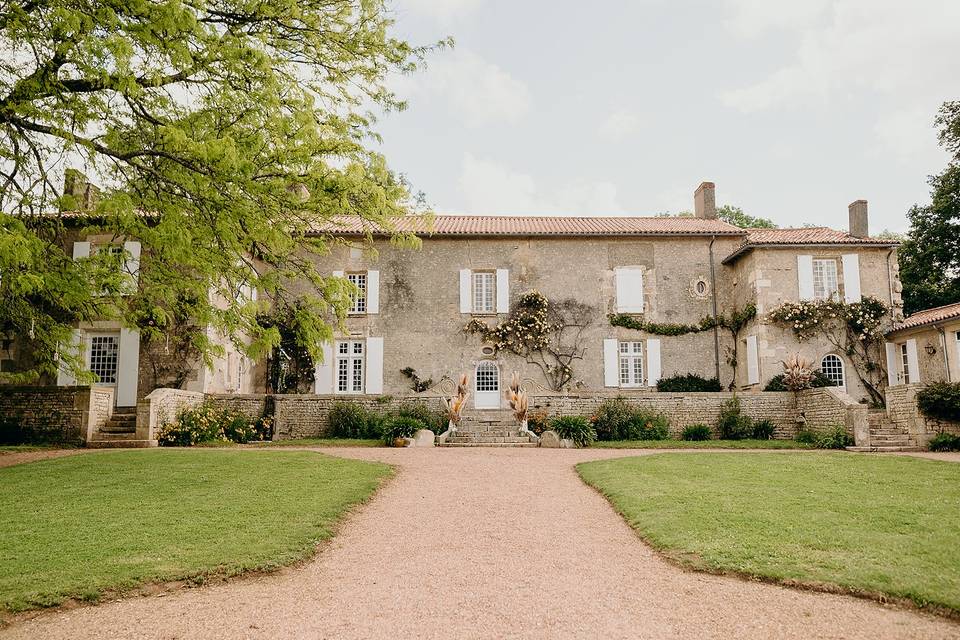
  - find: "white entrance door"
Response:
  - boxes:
[474,361,501,409]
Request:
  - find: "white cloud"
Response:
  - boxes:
[399,50,531,127]
[721,0,960,113]
[872,107,941,161]
[455,154,626,215]
[598,109,642,139]
[722,0,829,37]
[400,0,484,23]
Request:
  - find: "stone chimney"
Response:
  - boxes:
[848,199,868,238]
[694,181,716,219]
[62,169,100,211]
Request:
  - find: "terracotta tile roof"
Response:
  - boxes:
[311,214,745,237]
[722,227,899,263]
[889,302,960,334]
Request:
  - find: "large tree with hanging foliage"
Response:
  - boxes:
[899,101,960,316]
[0,0,441,382]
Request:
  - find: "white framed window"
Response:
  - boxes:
[820,354,845,390]
[346,272,367,314]
[335,340,365,394]
[899,342,912,384]
[472,271,496,314]
[87,333,120,385]
[812,259,839,301]
[618,341,644,387]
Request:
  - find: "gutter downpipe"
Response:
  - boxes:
[709,236,721,382]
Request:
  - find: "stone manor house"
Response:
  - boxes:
[7,181,917,414]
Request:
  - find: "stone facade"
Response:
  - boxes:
[885,384,960,446]
[0,385,113,444]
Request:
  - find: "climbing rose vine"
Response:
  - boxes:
[768,297,888,343]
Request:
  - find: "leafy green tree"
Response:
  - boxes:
[899,102,960,315]
[716,205,777,229]
[0,1,440,382]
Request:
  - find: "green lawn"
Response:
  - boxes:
[578,452,960,613]
[593,439,812,449]
[0,449,390,612]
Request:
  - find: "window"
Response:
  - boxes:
[472,271,495,314]
[346,272,367,314]
[812,259,839,301]
[475,361,499,392]
[820,354,845,389]
[618,341,644,387]
[335,340,364,393]
[88,334,120,384]
[899,342,912,384]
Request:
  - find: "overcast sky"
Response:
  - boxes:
[374,0,960,232]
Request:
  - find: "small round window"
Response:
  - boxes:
[481,346,495,356]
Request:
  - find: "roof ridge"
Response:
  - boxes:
[903,301,960,318]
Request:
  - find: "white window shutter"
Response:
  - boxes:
[459,269,471,313]
[615,268,644,313]
[367,270,380,314]
[746,335,760,385]
[646,338,661,387]
[885,342,898,386]
[72,241,90,260]
[314,343,334,394]
[906,338,920,384]
[797,255,814,300]
[116,328,140,406]
[122,241,141,295]
[496,268,509,313]
[56,329,83,386]
[365,337,384,394]
[603,339,619,387]
[842,254,861,303]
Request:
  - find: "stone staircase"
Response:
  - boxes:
[439,409,538,448]
[846,410,919,452]
[88,407,157,448]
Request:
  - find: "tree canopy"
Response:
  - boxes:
[899,102,960,316]
[0,0,440,383]
[716,204,777,229]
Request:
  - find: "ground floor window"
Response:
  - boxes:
[899,342,912,384]
[88,334,120,384]
[619,341,644,387]
[336,340,364,393]
[820,354,845,389]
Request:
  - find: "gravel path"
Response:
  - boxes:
[4,447,959,639]
[0,449,87,469]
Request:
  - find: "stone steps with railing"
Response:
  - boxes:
[438,409,538,447]
[88,407,157,448]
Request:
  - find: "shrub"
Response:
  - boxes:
[916,382,960,423]
[656,373,722,392]
[623,411,670,440]
[396,402,446,435]
[382,416,426,446]
[526,410,550,436]
[590,397,634,441]
[814,425,853,449]
[156,403,268,446]
[328,402,371,439]
[682,423,712,441]
[716,395,753,440]
[551,415,596,448]
[764,371,834,391]
[795,429,817,444]
[751,419,776,440]
[929,432,960,451]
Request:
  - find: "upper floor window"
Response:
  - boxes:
[812,258,839,301]
[618,340,644,387]
[472,271,496,314]
[347,272,367,314]
[820,354,845,389]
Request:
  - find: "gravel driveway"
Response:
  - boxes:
[4,447,958,639]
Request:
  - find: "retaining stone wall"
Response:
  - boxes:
[886,384,960,446]
[137,388,204,440]
[0,385,113,444]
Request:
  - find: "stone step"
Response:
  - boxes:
[100,424,136,434]
[870,438,912,446]
[869,429,908,436]
[87,439,158,449]
[846,445,922,453]
[446,437,532,444]
[92,431,141,440]
[455,429,523,436]
[438,442,538,448]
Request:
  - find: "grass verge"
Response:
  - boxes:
[0,448,390,613]
[578,452,960,615]
[252,438,383,448]
[592,439,812,449]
